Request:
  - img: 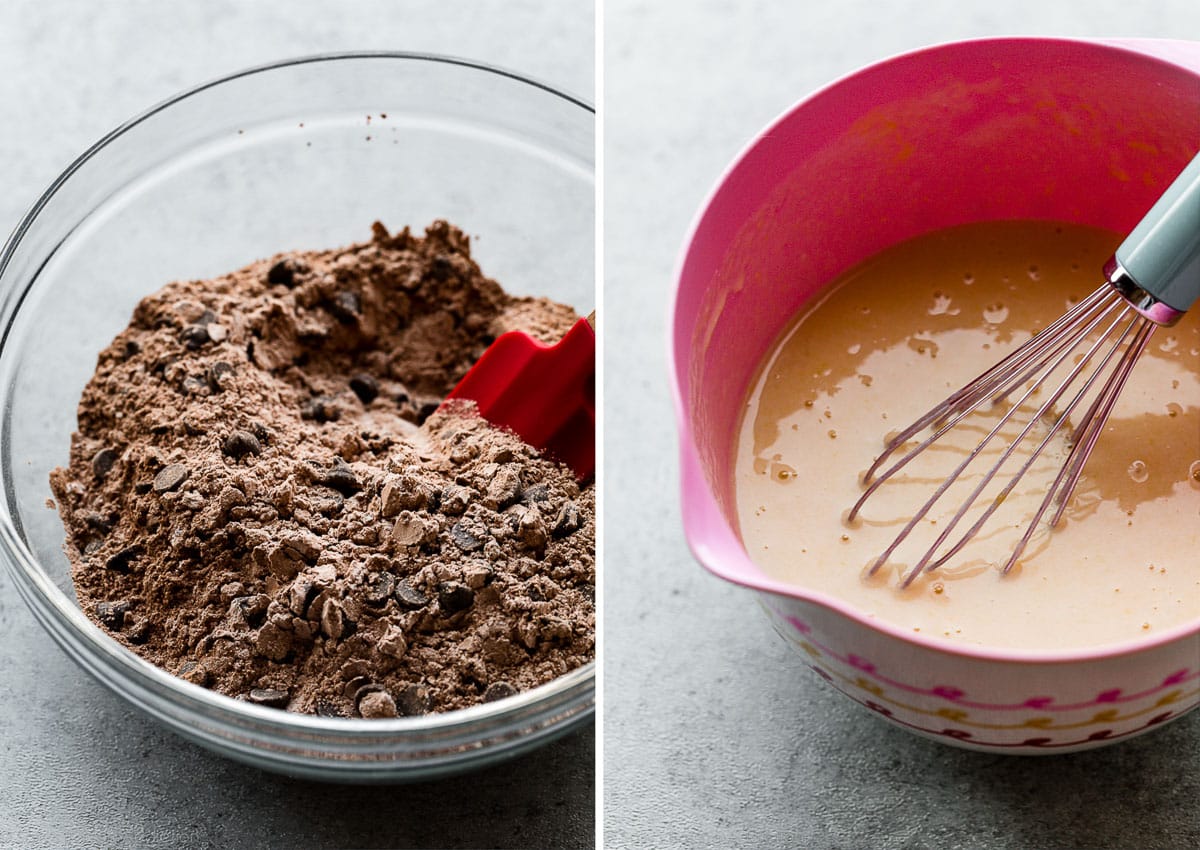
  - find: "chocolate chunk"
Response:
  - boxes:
[414,398,441,426]
[91,448,118,481]
[329,290,361,322]
[180,324,210,350]
[430,254,455,280]
[95,599,130,628]
[315,700,345,718]
[222,430,262,459]
[552,501,582,538]
[206,360,235,393]
[246,688,290,708]
[519,483,549,504]
[152,464,189,493]
[177,660,209,687]
[104,546,139,573]
[482,681,518,702]
[393,579,430,609]
[395,683,431,717]
[449,522,485,552]
[125,617,152,644]
[349,373,379,404]
[317,458,360,496]
[437,581,475,614]
[363,571,395,606]
[83,511,114,534]
[267,260,295,287]
[301,395,340,423]
[181,375,208,396]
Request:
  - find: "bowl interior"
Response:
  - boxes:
[673,38,1200,620]
[0,54,594,776]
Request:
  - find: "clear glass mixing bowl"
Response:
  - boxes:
[0,52,594,782]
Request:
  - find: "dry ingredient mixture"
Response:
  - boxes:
[50,221,594,717]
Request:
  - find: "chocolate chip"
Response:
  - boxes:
[329,290,361,322]
[104,546,139,573]
[152,463,189,493]
[552,501,582,538]
[430,254,455,280]
[437,581,475,613]
[301,395,340,423]
[449,522,485,552]
[246,688,290,708]
[363,571,395,606]
[125,617,152,644]
[266,258,303,288]
[222,430,262,459]
[395,683,431,716]
[349,373,379,404]
[520,483,549,504]
[122,339,141,360]
[181,376,208,396]
[206,360,235,393]
[91,448,118,481]
[317,458,360,496]
[315,699,345,717]
[83,511,114,534]
[393,579,430,609]
[180,324,210,350]
[178,660,209,686]
[94,599,130,628]
[482,681,518,702]
[414,398,441,426]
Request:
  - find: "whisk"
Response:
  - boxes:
[848,152,1200,588]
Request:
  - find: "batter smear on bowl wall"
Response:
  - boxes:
[49,221,595,718]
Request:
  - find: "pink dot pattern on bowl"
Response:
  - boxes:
[783,613,1198,712]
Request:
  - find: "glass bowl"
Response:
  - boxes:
[0,52,594,782]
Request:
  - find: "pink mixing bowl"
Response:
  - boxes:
[671,37,1200,753]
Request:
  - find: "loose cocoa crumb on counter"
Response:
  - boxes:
[50,221,594,717]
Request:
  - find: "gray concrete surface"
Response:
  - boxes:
[0,3,593,849]
[603,2,1200,849]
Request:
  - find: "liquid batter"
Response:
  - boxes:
[735,221,1199,651]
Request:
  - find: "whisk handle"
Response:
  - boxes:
[1114,151,1200,317]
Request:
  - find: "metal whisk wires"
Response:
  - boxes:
[846,282,1156,588]
[849,151,1200,587]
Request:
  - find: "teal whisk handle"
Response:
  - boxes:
[1110,151,1200,323]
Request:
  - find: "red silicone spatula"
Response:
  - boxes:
[446,313,595,480]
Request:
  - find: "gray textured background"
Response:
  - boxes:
[0,3,594,849]
[603,2,1200,849]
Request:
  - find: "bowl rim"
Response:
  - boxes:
[0,50,595,739]
[668,35,1200,666]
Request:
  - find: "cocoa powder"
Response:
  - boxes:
[50,221,594,717]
